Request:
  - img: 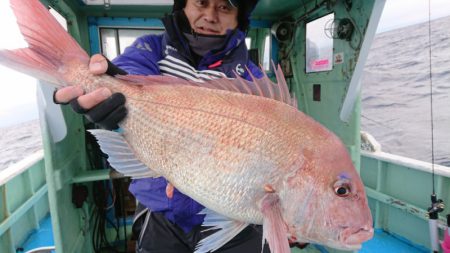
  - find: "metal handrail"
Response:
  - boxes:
[0,149,44,186]
[362,150,450,178]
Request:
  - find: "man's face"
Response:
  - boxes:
[184,0,239,35]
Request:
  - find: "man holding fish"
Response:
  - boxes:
[55,0,271,252]
[1,0,375,251]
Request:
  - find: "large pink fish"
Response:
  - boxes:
[0,0,373,252]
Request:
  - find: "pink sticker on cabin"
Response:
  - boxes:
[310,59,330,70]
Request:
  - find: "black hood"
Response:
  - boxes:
[172,0,259,32]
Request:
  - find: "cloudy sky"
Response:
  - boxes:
[377,0,450,32]
[0,0,450,127]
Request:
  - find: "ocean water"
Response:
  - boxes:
[0,16,449,171]
[0,120,42,170]
[361,15,450,166]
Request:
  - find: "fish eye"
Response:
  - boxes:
[333,180,352,198]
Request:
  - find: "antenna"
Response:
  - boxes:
[426,1,444,252]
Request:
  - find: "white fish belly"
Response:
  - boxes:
[122,99,291,224]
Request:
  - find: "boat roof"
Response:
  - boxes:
[56,0,309,20]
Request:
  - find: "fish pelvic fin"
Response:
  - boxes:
[88,129,159,179]
[261,193,291,253]
[0,0,90,86]
[194,208,248,253]
[116,62,298,108]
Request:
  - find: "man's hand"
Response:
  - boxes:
[53,54,127,130]
[54,54,110,106]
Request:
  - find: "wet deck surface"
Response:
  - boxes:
[22,218,429,253]
[359,229,428,253]
[292,229,429,253]
[21,215,54,253]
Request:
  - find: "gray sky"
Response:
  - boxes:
[0,0,450,125]
[377,0,450,32]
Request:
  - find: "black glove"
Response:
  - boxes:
[104,57,128,76]
[53,57,128,130]
[69,93,127,130]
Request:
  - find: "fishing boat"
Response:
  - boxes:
[0,0,448,252]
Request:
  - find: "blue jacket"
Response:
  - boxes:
[112,14,263,233]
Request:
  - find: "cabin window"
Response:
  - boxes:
[100,28,164,59]
[262,34,271,71]
[100,29,118,60]
[306,13,334,73]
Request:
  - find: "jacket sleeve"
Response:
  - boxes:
[112,35,163,76]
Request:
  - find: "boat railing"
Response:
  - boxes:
[1,132,448,252]
[0,149,50,253]
[360,131,449,249]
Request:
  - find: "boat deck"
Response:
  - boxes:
[294,229,428,252]
[359,229,428,253]
[21,216,429,253]
[20,216,54,253]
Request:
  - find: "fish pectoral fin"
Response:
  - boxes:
[88,129,159,179]
[261,193,291,253]
[194,208,248,253]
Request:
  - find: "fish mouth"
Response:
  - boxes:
[339,226,374,247]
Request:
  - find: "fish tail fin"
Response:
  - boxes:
[0,0,90,86]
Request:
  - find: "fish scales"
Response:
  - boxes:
[119,86,302,223]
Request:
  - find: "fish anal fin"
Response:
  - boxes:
[261,193,290,253]
[88,129,158,179]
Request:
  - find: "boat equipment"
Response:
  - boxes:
[425,1,446,252]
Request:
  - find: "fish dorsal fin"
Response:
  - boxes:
[116,63,297,108]
[88,129,159,179]
[261,193,291,253]
[194,208,248,253]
